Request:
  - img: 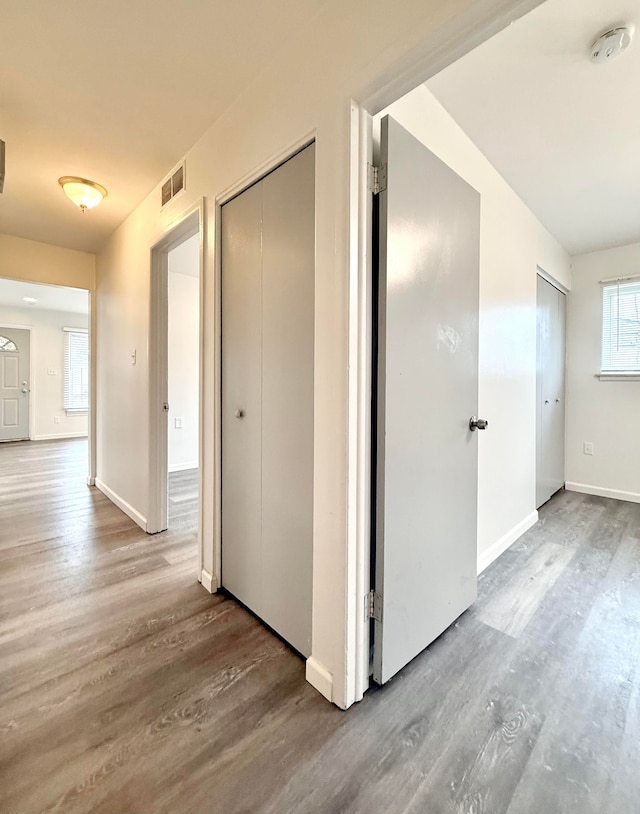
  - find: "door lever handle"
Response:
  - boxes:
[469,416,488,431]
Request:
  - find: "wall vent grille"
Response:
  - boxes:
[161,161,186,208]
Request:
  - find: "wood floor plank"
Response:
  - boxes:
[477,541,576,637]
[1,439,639,813]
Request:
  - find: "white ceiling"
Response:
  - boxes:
[0,0,328,254]
[427,0,640,255]
[0,279,89,315]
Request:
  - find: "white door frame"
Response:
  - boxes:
[348,0,546,704]
[148,201,205,576]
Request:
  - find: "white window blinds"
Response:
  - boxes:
[64,329,89,411]
[601,280,640,373]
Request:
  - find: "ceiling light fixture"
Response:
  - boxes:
[590,25,634,63]
[22,296,37,303]
[58,176,108,212]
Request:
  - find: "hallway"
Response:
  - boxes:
[1,439,639,813]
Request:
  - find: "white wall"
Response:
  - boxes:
[168,235,199,472]
[566,242,640,503]
[94,0,546,708]
[0,305,89,439]
[378,85,571,569]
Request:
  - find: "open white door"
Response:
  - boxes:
[374,116,482,685]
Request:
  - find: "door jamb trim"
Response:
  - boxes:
[148,200,205,583]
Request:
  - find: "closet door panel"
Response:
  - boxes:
[221,182,264,615]
[260,145,315,656]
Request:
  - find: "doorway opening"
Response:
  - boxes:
[149,205,204,578]
[0,277,93,486]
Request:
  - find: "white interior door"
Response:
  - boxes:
[0,327,30,442]
[374,116,481,685]
[221,144,315,657]
[536,275,566,508]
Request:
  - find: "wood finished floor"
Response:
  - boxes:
[1,439,640,813]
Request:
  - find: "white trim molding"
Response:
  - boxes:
[306,656,334,704]
[199,568,218,593]
[565,482,640,505]
[477,510,539,574]
[33,432,88,441]
[95,478,147,530]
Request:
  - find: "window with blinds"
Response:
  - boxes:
[64,329,89,411]
[601,280,640,373]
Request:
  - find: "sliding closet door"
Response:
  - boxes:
[536,275,566,508]
[221,144,315,657]
[261,145,314,655]
[221,183,263,613]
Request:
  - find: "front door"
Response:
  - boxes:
[0,327,30,442]
[374,116,481,684]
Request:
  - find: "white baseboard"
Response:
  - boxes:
[306,656,333,703]
[33,432,89,441]
[168,461,199,473]
[199,568,218,593]
[87,476,96,487]
[565,482,640,505]
[477,510,538,574]
[95,478,147,531]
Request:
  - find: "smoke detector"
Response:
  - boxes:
[590,25,634,63]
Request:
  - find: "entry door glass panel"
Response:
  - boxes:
[0,327,30,442]
[374,116,480,685]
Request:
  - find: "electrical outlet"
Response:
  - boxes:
[583,441,594,456]
[175,417,183,429]
[54,416,61,424]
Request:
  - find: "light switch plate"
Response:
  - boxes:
[175,417,183,429]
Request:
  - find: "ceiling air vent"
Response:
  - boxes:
[161,161,186,208]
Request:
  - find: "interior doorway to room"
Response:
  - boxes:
[0,278,91,479]
[166,234,201,534]
[148,206,203,573]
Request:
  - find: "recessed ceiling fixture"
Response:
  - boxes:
[22,296,37,304]
[590,25,634,63]
[58,176,108,212]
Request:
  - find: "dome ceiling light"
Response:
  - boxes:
[590,25,634,63]
[58,176,108,212]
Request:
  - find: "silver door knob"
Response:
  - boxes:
[469,416,488,431]
[235,409,245,419]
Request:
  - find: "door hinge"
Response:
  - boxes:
[368,163,387,195]
[367,590,383,623]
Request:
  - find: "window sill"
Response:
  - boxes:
[65,409,88,415]
[598,372,640,381]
